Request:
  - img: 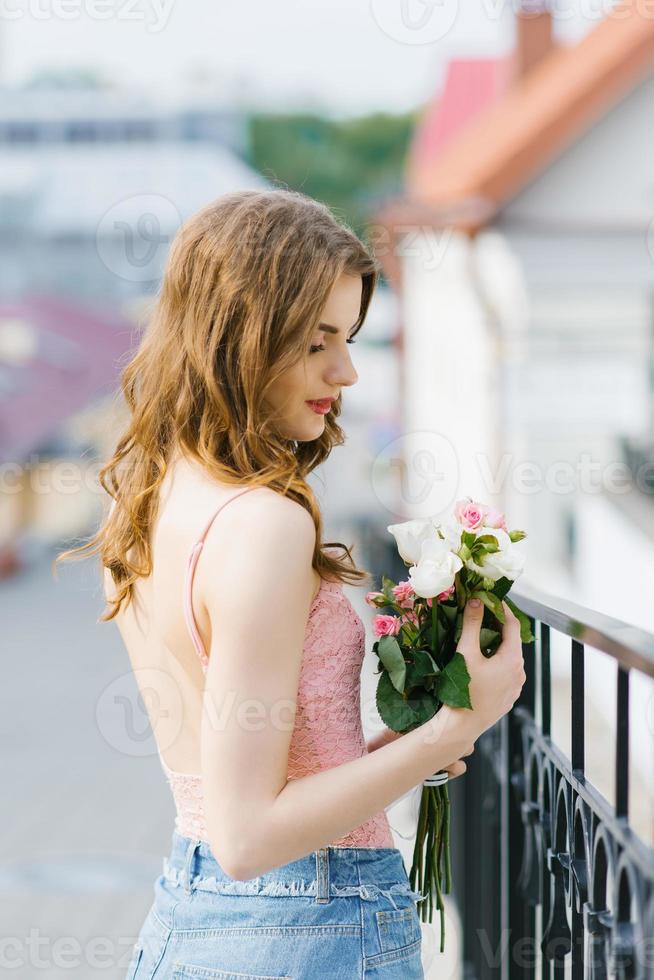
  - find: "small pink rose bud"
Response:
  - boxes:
[484,507,508,531]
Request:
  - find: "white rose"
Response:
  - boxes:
[386,517,437,565]
[465,526,526,582]
[408,536,463,598]
[436,520,464,552]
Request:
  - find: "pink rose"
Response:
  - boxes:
[454,497,488,530]
[372,614,402,637]
[426,584,456,607]
[391,580,415,608]
[483,507,508,531]
[365,591,386,607]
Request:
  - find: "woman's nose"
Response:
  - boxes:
[326,349,358,388]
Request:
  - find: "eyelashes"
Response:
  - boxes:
[309,339,357,354]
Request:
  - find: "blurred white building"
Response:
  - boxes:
[0,82,268,308]
[374,5,654,612]
[373,4,654,839]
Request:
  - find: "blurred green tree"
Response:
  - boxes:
[246,110,419,248]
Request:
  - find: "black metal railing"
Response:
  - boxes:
[453,581,654,980]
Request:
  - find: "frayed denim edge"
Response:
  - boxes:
[162,858,427,907]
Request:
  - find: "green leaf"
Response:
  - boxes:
[493,576,513,601]
[381,575,399,604]
[440,602,458,624]
[414,619,431,644]
[399,621,418,645]
[404,687,438,726]
[503,595,535,643]
[479,627,500,653]
[455,575,467,608]
[404,662,423,690]
[478,590,505,623]
[375,671,418,731]
[376,635,406,693]
[434,651,472,709]
[412,648,440,684]
[474,534,499,553]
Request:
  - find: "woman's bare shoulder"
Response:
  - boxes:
[204,485,316,547]
[198,488,318,616]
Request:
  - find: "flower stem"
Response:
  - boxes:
[443,785,452,893]
[431,597,439,659]
[424,788,436,924]
[433,789,445,952]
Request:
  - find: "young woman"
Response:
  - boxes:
[57,188,526,979]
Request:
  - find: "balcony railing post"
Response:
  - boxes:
[615,666,629,820]
[505,616,538,979]
[570,639,585,776]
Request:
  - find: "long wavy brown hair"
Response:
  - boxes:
[54,188,380,620]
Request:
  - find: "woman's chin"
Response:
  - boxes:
[290,418,326,442]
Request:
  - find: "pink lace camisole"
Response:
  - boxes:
[156,486,394,850]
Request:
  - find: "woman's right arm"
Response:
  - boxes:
[198,492,525,880]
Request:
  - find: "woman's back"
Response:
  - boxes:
[104,452,305,775]
[105,450,393,848]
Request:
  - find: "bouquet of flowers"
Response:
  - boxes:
[365,497,534,952]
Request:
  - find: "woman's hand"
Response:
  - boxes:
[442,758,468,781]
[455,598,526,738]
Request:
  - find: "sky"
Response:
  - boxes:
[2,0,596,115]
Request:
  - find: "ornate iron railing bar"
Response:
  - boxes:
[571,640,585,775]
[540,622,551,738]
[615,666,630,820]
[514,707,654,875]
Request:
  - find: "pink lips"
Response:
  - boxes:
[306,399,332,414]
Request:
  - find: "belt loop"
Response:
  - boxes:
[315,847,331,904]
[182,838,201,896]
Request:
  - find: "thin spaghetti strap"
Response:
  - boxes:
[183,486,259,666]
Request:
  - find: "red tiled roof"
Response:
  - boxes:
[406,56,513,186]
[0,295,136,462]
[406,1,654,213]
[373,1,654,292]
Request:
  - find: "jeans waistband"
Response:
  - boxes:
[162,831,426,908]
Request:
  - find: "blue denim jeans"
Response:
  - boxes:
[125,830,426,979]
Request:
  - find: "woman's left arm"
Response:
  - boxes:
[366,725,471,781]
[365,727,403,753]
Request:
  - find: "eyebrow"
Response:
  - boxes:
[318,321,358,335]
